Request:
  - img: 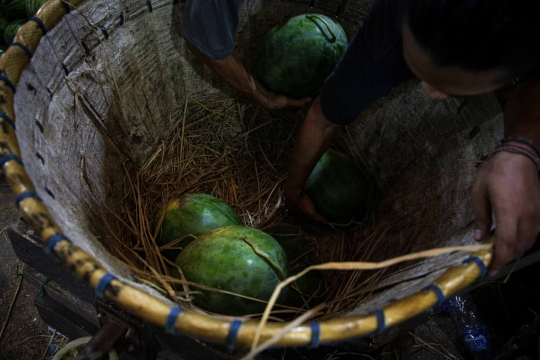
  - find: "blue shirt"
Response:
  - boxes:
[183,0,245,60]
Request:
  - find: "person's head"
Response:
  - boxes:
[403,0,540,99]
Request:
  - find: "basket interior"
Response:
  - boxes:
[13,0,503,321]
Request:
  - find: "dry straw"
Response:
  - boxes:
[102,94,487,324]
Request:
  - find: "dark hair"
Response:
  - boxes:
[406,0,540,80]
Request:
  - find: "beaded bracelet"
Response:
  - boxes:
[493,144,540,171]
[499,136,540,157]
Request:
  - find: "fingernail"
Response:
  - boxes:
[473,229,483,241]
[488,269,498,276]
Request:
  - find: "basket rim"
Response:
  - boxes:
[0,0,493,350]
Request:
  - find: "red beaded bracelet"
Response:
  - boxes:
[493,144,540,172]
[500,136,540,157]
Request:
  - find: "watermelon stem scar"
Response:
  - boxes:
[242,236,286,280]
[305,14,336,43]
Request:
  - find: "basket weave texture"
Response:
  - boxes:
[0,0,500,349]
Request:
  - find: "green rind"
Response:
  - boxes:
[155,193,243,260]
[174,225,289,316]
[4,18,25,45]
[3,0,27,19]
[264,226,325,309]
[253,13,347,98]
[305,149,371,224]
[26,0,47,17]
[0,17,9,45]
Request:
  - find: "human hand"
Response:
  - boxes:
[472,150,540,275]
[252,82,312,111]
[284,183,327,224]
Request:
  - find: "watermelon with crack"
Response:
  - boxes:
[173,225,289,316]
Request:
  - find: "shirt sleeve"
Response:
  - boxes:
[319,0,415,125]
[182,0,245,60]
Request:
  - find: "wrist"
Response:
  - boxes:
[284,179,304,197]
[245,75,263,100]
[492,142,540,173]
[500,135,540,157]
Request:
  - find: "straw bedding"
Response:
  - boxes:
[12,0,504,328]
[104,83,503,321]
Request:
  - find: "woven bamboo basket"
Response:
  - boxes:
[0,0,501,351]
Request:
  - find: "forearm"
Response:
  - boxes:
[503,78,540,144]
[186,41,257,98]
[285,98,340,194]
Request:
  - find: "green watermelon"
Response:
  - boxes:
[264,225,325,309]
[173,225,289,316]
[3,0,27,19]
[4,18,25,45]
[0,17,9,45]
[253,13,347,98]
[26,0,47,17]
[305,149,371,224]
[154,193,243,261]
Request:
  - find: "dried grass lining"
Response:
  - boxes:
[103,95,470,321]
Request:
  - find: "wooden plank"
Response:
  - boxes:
[34,292,100,340]
[24,267,100,328]
[6,220,96,303]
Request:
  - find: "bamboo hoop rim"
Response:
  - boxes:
[0,0,494,349]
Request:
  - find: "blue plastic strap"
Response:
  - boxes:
[225,319,242,350]
[0,111,15,129]
[373,309,386,336]
[463,256,488,277]
[15,191,41,207]
[0,154,22,167]
[0,75,16,93]
[422,284,445,307]
[308,322,321,349]
[62,1,71,13]
[165,307,183,334]
[95,273,117,299]
[11,42,33,59]
[29,17,47,35]
[46,234,70,253]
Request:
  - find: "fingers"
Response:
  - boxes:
[305,208,328,224]
[489,219,519,276]
[490,215,539,276]
[471,176,492,242]
[285,191,328,224]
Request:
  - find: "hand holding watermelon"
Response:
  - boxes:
[185,40,311,111]
[284,188,327,224]
[251,78,312,110]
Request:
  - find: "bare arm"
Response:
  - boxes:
[472,79,540,274]
[284,97,341,222]
[185,41,311,110]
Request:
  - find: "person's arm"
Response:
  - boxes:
[284,97,341,222]
[472,78,540,275]
[185,41,311,110]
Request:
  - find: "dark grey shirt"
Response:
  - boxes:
[183,0,245,59]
